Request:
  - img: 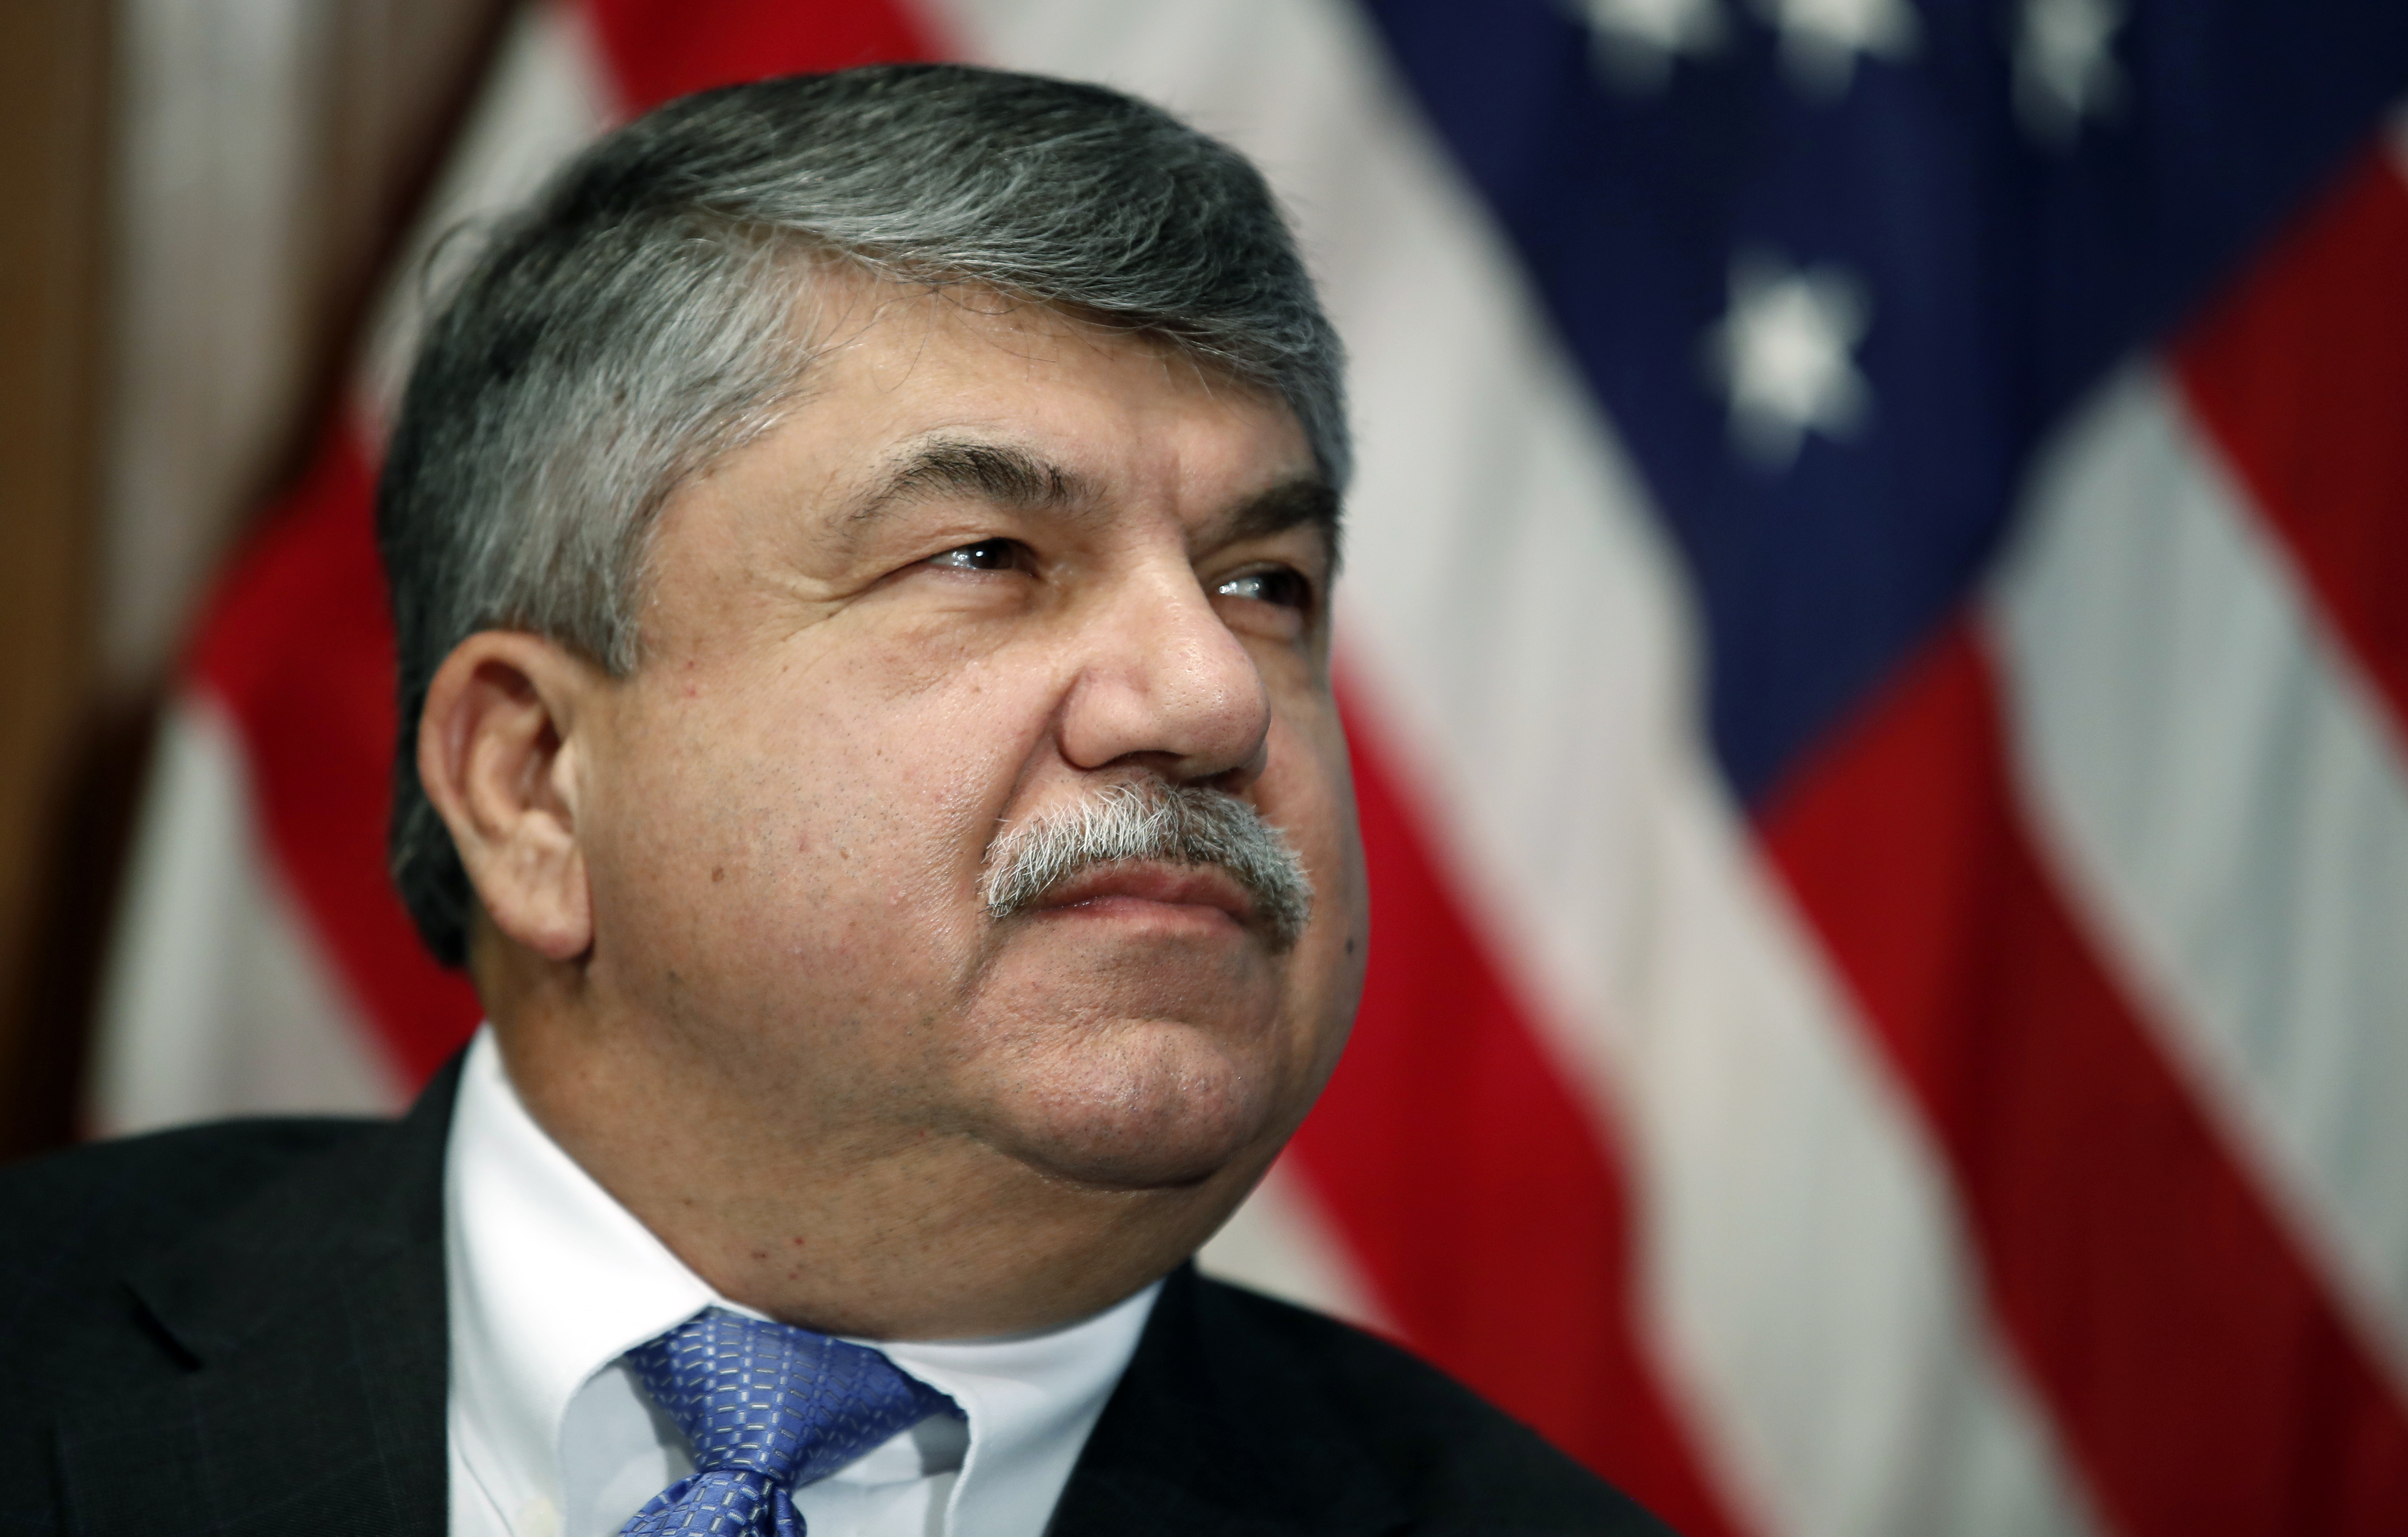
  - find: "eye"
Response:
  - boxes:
[925,538,1033,574]
[1214,565,1315,612]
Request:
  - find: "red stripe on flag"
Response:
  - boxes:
[186,427,483,1085]
[2176,146,2408,745]
[1290,694,1749,1537]
[1762,624,2408,1536]
[584,0,940,115]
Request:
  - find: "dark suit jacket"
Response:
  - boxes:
[0,1062,1671,1536]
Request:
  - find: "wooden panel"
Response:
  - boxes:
[0,0,113,1161]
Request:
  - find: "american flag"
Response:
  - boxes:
[95,1,2408,1532]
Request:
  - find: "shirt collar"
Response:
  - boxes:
[447,1028,721,1531]
[443,1025,1160,1537]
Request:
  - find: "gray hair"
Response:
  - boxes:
[378,64,1349,966]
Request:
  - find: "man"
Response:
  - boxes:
[0,65,1668,1536]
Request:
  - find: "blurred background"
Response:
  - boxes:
[4,1,2405,1534]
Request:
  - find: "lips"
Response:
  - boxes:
[1032,860,1255,926]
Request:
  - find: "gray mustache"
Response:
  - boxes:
[980,781,1314,950]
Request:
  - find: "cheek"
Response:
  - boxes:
[1268,698,1364,920]
[1266,703,1369,1051]
[583,652,1052,999]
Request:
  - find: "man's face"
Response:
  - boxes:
[572,277,1367,1194]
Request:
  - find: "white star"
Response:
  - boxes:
[1570,0,1728,94]
[1753,0,1921,99]
[1705,252,1874,471]
[2015,0,2123,147]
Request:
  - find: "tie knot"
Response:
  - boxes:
[627,1309,953,1490]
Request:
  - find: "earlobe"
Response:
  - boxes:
[417,633,600,963]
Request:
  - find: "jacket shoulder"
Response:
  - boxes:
[0,1106,452,1537]
[1056,1266,1676,1535]
[1192,1276,1672,1530]
[0,1119,379,1361]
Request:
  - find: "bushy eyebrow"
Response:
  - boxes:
[849,433,1341,562]
[852,439,1092,525]
[1219,477,1342,564]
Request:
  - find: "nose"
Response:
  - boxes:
[1055,558,1272,789]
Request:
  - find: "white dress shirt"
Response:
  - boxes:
[444,1028,1160,1537]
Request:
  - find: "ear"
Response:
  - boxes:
[416,632,603,963]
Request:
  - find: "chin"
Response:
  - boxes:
[971,1019,1293,1191]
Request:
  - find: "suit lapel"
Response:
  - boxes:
[57,1059,462,1537]
[1047,1266,1407,1537]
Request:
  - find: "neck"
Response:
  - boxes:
[479,954,1263,1340]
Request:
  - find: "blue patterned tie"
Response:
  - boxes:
[620,1309,957,1536]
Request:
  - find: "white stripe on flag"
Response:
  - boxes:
[104,0,326,692]
[931,1,2102,1533]
[93,1,617,1141]
[92,692,404,1134]
[359,0,616,437]
[1990,365,2408,1389]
